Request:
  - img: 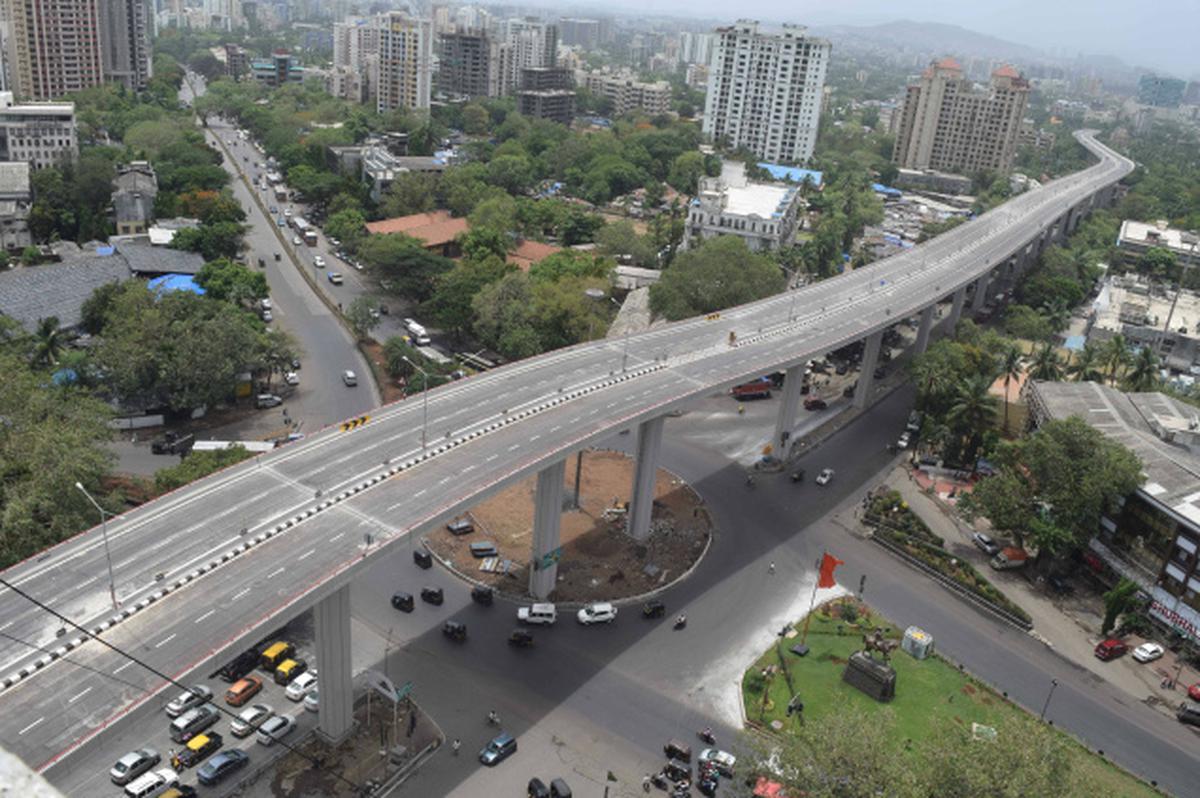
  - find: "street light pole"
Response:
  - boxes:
[401,356,429,450]
[75,482,118,611]
[1039,678,1058,721]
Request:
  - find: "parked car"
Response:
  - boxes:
[197,749,248,786]
[469,541,498,558]
[286,671,318,701]
[256,714,295,746]
[577,602,617,625]
[528,777,551,798]
[804,398,827,411]
[1178,702,1200,728]
[972,532,1001,557]
[896,431,912,449]
[110,748,160,785]
[815,468,834,486]
[1133,642,1165,663]
[284,371,300,386]
[699,748,737,777]
[479,732,518,765]
[304,689,320,713]
[166,685,212,718]
[255,394,282,409]
[1094,638,1128,661]
[1189,683,1200,703]
[230,704,273,738]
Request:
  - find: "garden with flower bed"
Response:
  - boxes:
[863,489,1031,624]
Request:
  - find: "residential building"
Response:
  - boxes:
[892,59,1029,176]
[685,63,709,90]
[111,161,156,236]
[0,91,77,169]
[436,29,501,98]
[703,20,831,165]
[1138,74,1186,108]
[684,161,803,252]
[1017,120,1056,152]
[517,67,574,125]
[250,50,302,88]
[366,209,468,258]
[1117,219,1200,268]
[374,11,433,113]
[99,0,152,92]
[497,17,557,96]
[893,168,973,195]
[3,0,104,100]
[679,31,713,65]
[0,160,31,250]
[1087,272,1200,373]
[360,147,447,202]
[333,16,378,70]
[1025,380,1200,644]
[580,70,671,116]
[558,17,598,49]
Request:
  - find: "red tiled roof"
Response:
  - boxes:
[935,57,962,71]
[992,64,1020,79]
[507,239,562,271]
[366,210,469,248]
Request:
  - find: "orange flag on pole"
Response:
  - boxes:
[817,552,844,589]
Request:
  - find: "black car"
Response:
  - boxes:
[421,587,444,605]
[471,585,494,605]
[442,620,467,641]
[413,549,432,569]
[391,592,414,612]
[218,649,260,683]
[642,600,666,619]
[528,777,550,798]
[1048,574,1074,595]
[508,629,534,647]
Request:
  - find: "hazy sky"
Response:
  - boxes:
[619,0,1199,77]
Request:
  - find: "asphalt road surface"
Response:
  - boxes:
[0,132,1134,787]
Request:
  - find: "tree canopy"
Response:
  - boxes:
[649,236,786,320]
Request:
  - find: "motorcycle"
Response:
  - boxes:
[674,614,687,630]
[697,728,716,745]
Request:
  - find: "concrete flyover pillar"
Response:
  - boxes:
[529,459,567,599]
[314,584,353,743]
[853,331,884,409]
[772,364,806,454]
[970,272,990,312]
[948,286,968,329]
[628,416,665,542]
[913,304,936,356]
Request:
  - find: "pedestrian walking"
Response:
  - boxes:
[769,561,776,575]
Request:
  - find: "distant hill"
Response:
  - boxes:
[811,19,1045,64]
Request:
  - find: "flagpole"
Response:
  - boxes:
[799,554,824,646]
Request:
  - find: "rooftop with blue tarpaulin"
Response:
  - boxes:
[757,163,823,188]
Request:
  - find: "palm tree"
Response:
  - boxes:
[31,316,64,368]
[946,374,999,465]
[1123,346,1162,392]
[1029,343,1063,381]
[1068,343,1103,382]
[1102,334,1130,384]
[996,345,1023,436]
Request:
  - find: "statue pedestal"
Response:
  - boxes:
[842,651,896,702]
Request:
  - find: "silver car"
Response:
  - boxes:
[110,748,160,785]
[231,703,274,738]
[257,714,295,746]
[165,684,212,718]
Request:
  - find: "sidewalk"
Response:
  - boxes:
[861,464,1198,715]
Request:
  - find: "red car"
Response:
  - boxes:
[1188,683,1200,702]
[1094,638,1128,661]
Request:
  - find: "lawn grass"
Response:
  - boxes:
[743,605,1161,798]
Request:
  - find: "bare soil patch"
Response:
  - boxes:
[427,449,712,602]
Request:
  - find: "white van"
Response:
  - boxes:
[124,768,179,798]
[517,603,557,625]
[404,318,432,346]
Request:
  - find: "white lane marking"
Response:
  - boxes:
[297,549,315,561]
[529,435,540,442]
[266,567,285,579]
[550,426,562,433]
[194,610,216,624]
[485,455,498,462]
[68,687,92,704]
[462,465,475,473]
[414,489,426,498]
[18,717,43,735]
[232,587,251,601]
[508,444,520,451]
[113,661,134,675]
[329,533,344,542]
[154,633,177,649]
[0,620,13,631]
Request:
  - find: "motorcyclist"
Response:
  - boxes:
[703,726,713,740]
[487,709,499,725]
[676,614,686,627]
[452,738,461,755]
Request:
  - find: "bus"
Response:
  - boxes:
[303,230,318,246]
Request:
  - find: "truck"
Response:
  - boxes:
[302,230,317,246]
[404,318,432,346]
[989,547,1029,571]
[731,378,773,400]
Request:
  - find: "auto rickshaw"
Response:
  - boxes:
[642,600,666,619]
[442,621,467,641]
[508,628,534,647]
[790,469,805,483]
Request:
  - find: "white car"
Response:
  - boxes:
[260,298,272,311]
[256,714,295,746]
[165,684,212,718]
[815,468,834,486]
[261,309,273,322]
[897,431,912,449]
[292,236,302,246]
[231,703,273,738]
[284,371,300,386]
[284,209,293,218]
[699,748,737,777]
[285,671,318,701]
[577,602,617,625]
[1132,642,1165,663]
[304,689,319,713]
[342,370,357,386]
[313,255,326,268]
